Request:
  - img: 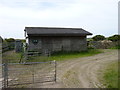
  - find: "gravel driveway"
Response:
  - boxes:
[34,49,118,88]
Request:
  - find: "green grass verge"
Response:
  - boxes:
[110,45,120,49]
[28,49,102,62]
[103,61,118,88]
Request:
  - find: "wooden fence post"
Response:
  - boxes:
[3,63,8,88]
[54,60,57,82]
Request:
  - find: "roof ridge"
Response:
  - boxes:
[25,27,83,30]
[25,27,92,36]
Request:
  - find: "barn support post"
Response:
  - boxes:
[32,64,35,87]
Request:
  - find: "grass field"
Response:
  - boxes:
[28,49,102,62]
[2,49,102,63]
[2,51,22,63]
[102,61,118,88]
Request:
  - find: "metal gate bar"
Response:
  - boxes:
[2,60,56,88]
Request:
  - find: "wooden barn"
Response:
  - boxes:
[24,27,92,55]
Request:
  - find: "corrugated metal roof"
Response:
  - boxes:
[25,27,92,36]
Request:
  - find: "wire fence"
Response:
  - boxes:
[2,61,57,88]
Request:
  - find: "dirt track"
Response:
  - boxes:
[34,49,118,88]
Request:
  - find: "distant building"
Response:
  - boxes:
[24,27,92,54]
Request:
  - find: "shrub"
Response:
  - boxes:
[92,35,106,41]
[5,38,15,42]
[108,34,120,42]
[110,45,120,49]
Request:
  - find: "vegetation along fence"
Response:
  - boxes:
[2,61,57,88]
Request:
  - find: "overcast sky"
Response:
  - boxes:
[0,0,118,39]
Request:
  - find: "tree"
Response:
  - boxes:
[108,35,120,42]
[92,35,106,41]
[4,38,15,50]
[5,38,15,42]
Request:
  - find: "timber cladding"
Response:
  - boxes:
[28,36,87,53]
